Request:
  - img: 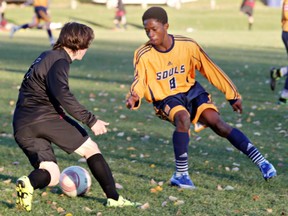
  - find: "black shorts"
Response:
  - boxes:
[241,5,253,16]
[14,116,89,169]
[34,6,48,19]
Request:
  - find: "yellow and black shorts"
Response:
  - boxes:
[153,82,218,132]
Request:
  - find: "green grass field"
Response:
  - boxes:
[0,0,287,215]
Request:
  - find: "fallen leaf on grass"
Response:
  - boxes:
[252,195,260,201]
[232,167,239,172]
[117,132,125,137]
[140,202,149,210]
[115,182,123,189]
[57,206,65,213]
[41,192,48,197]
[168,196,178,202]
[266,208,273,213]
[3,179,11,184]
[83,206,92,212]
[217,185,223,190]
[224,185,234,190]
[150,179,157,185]
[150,186,163,193]
[174,200,185,206]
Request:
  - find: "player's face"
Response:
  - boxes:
[143,19,168,46]
[75,48,88,60]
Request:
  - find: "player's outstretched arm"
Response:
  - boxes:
[90,120,109,136]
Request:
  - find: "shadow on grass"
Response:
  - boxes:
[0,174,18,184]
[0,200,14,210]
[69,17,112,30]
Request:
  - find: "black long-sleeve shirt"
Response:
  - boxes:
[13,48,97,133]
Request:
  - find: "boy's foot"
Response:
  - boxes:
[10,26,17,38]
[258,161,277,181]
[170,172,196,189]
[15,176,34,212]
[270,67,280,91]
[106,195,141,208]
[49,38,55,47]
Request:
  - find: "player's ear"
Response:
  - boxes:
[164,23,169,30]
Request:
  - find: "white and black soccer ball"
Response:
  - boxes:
[59,166,92,197]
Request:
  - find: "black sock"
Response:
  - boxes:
[87,154,119,200]
[28,169,51,189]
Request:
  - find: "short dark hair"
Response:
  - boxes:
[142,7,168,24]
[53,22,94,51]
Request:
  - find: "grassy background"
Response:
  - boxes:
[0,0,287,215]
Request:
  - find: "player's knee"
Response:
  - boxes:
[74,138,101,159]
[174,111,190,131]
[39,161,60,186]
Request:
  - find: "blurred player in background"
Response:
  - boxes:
[270,0,288,105]
[13,22,140,212]
[126,7,276,189]
[10,0,54,46]
[0,0,7,29]
[240,0,255,30]
[113,0,127,30]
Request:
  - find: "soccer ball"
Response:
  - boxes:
[59,166,92,197]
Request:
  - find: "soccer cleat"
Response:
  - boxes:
[258,160,277,181]
[170,172,196,189]
[49,38,55,47]
[15,176,34,212]
[278,97,287,105]
[270,67,280,91]
[106,195,141,208]
[10,26,17,38]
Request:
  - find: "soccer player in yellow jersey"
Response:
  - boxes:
[126,7,276,189]
[270,0,288,105]
[10,0,54,46]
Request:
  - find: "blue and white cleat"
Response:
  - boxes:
[170,172,196,189]
[258,160,277,181]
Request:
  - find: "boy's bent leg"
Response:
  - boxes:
[75,139,141,207]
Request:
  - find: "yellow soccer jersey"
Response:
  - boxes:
[33,0,49,7]
[129,35,241,109]
[282,0,288,31]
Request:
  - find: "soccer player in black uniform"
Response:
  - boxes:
[13,22,140,212]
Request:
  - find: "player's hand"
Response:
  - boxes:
[126,93,139,110]
[91,120,109,136]
[231,99,242,114]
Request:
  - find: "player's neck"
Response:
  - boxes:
[155,34,172,51]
